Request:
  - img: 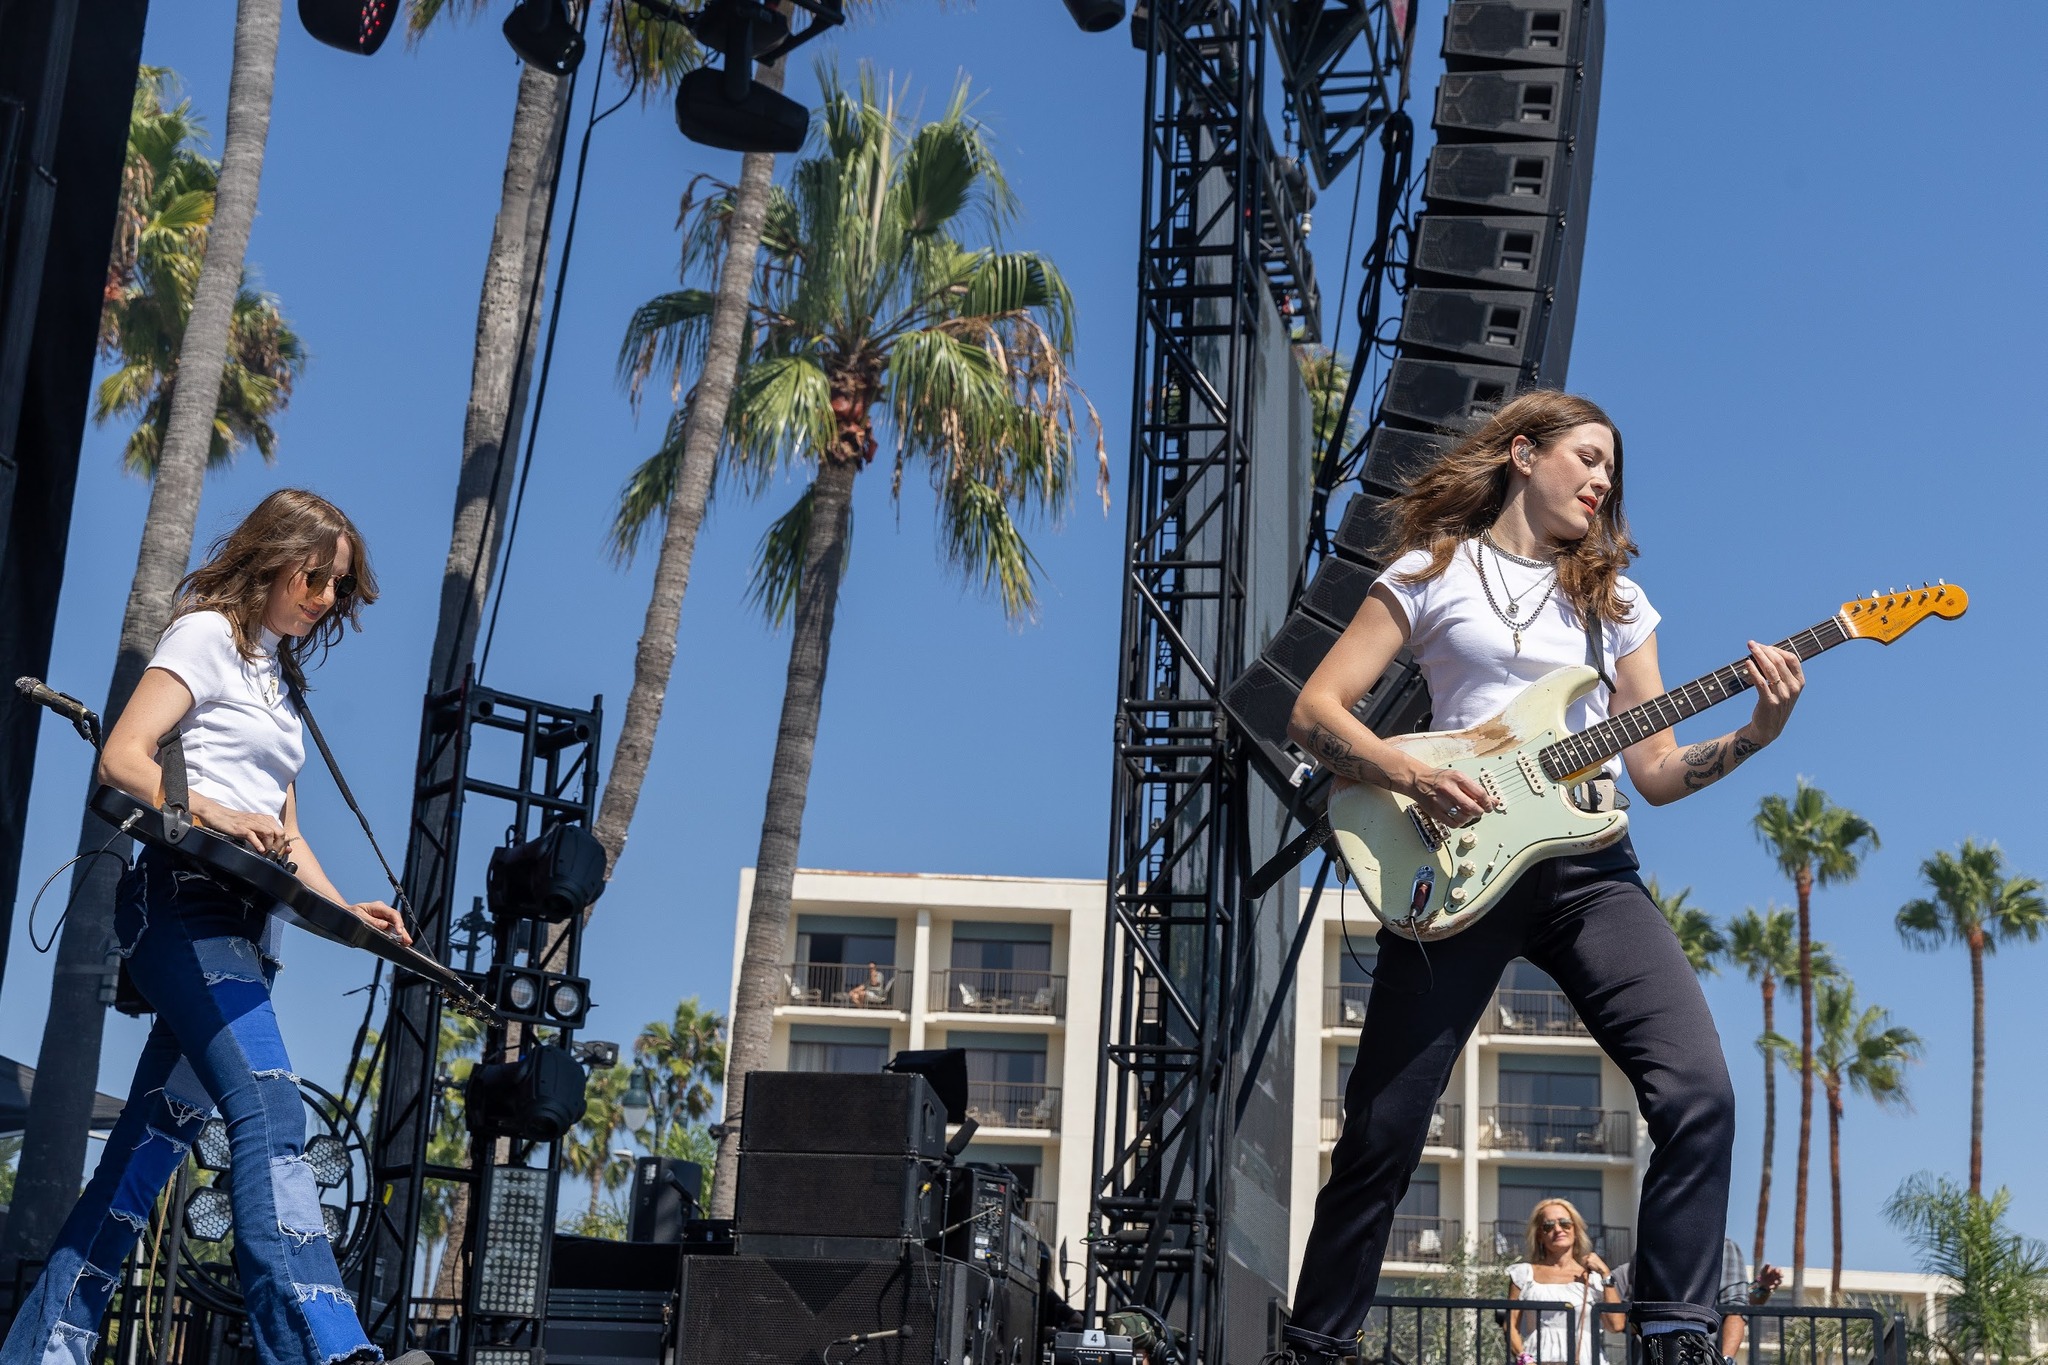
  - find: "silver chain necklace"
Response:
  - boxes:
[1475,534,1559,653]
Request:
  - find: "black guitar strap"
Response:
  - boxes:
[1583,610,1614,695]
[283,676,412,920]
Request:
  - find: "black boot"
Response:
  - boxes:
[1640,1330,1721,1365]
[1265,1326,1359,1364]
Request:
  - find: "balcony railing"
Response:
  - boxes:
[1326,982,1372,1027]
[1490,988,1591,1037]
[1387,1215,1461,1263]
[782,961,906,1010]
[1479,1105,1632,1156]
[965,1081,1060,1130]
[1322,1099,1460,1149]
[1481,1221,1633,1266]
[931,969,1066,1018]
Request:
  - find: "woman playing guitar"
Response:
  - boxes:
[1277,393,1805,1365]
[2,490,421,1365]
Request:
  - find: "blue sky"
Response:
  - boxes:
[6,3,2045,1276]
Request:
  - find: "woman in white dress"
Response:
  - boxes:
[1507,1198,1625,1365]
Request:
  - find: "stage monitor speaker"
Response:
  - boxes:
[741,1071,947,1157]
[1443,1,1581,66]
[1382,358,1519,430]
[734,1151,945,1241]
[1301,555,1376,631]
[1423,141,1563,213]
[628,1157,701,1242]
[1359,430,1451,498]
[676,1252,993,1365]
[1434,70,1568,141]
[1412,215,1560,290]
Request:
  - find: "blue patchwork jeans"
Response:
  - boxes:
[0,848,376,1365]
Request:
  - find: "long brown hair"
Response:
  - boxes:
[1382,390,1637,623]
[1522,1197,1597,1266]
[171,488,378,689]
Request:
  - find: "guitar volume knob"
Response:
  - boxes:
[1456,832,1477,851]
[1448,887,1468,904]
[1457,860,1477,876]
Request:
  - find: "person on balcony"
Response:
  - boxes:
[1507,1200,1626,1365]
[1276,392,1804,1365]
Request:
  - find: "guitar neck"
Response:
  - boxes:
[1538,612,1852,780]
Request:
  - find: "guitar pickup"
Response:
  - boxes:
[1516,752,1546,795]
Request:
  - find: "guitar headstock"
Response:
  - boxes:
[1840,582,1968,644]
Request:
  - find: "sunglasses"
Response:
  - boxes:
[304,566,358,599]
[1539,1218,1575,1230]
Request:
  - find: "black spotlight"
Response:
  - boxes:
[503,0,585,75]
[486,823,607,922]
[1062,0,1126,32]
[675,0,810,154]
[299,0,401,55]
[465,1044,590,1141]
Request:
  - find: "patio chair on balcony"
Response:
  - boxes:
[1025,983,1057,1014]
[1426,1110,1446,1145]
[1017,1093,1057,1128]
[1341,996,1368,1026]
[1417,1226,1442,1257]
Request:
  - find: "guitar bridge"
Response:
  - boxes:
[1407,805,1446,850]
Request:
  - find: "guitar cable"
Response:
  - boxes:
[26,811,142,954]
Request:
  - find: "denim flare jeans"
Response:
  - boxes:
[0,847,376,1365]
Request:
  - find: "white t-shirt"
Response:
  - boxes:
[147,610,306,819]
[1376,542,1659,776]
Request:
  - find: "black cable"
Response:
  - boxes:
[27,828,133,953]
[478,5,643,681]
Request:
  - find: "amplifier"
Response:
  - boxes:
[676,1251,994,1365]
[741,1072,947,1157]
[943,1164,1018,1279]
[543,1288,670,1365]
[735,1150,944,1240]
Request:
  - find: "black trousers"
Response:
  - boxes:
[1288,836,1735,1346]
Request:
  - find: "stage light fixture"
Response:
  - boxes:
[502,0,585,74]
[195,1118,233,1173]
[674,0,810,154]
[305,1134,350,1189]
[620,1073,652,1133]
[1062,0,1126,32]
[185,1185,233,1242]
[500,968,542,1015]
[322,1204,346,1246]
[475,1166,552,1317]
[487,824,607,922]
[465,1044,590,1141]
[545,978,587,1025]
[299,0,400,55]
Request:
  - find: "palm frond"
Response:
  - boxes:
[608,406,689,563]
[618,288,718,409]
[746,486,849,629]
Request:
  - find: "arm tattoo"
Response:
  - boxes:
[1732,733,1765,763]
[1304,723,1393,786]
[1680,739,1726,792]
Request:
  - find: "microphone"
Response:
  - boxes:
[16,678,102,745]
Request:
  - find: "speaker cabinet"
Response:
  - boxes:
[735,1151,944,1241]
[627,1157,701,1243]
[1301,555,1376,630]
[676,1252,994,1365]
[741,1072,947,1158]
[1383,358,1519,429]
[1444,1,1581,66]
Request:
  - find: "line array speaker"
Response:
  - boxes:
[1221,0,1604,768]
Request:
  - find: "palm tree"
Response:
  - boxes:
[1727,906,1797,1269]
[1811,978,1919,1298]
[633,998,726,1157]
[1752,780,1877,1303]
[1884,1174,2048,1365]
[614,68,1101,1212]
[1895,839,2046,1197]
[1294,343,1361,478]
[1647,878,1725,974]
[6,8,290,1266]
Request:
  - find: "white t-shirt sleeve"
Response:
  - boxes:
[1375,548,1439,636]
[149,612,240,708]
[1609,575,1661,660]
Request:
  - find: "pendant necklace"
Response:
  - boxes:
[1475,534,1559,653]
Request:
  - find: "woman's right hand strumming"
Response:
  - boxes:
[189,794,288,856]
[1402,764,1498,829]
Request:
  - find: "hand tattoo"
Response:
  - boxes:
[1680,739,1726,792]
[1304,723,1392,786]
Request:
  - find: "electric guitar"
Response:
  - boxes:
[91,784,500,1021]
[1326,584,1969,941]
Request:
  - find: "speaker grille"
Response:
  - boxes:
[676,1254,989,1365]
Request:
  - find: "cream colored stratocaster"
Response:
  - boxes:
[1327,584,1969,941]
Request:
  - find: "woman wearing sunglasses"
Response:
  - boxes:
[1506,1200,1626,1365]
[1,489,421,1365]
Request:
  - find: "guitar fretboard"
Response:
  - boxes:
[1537,614,1852,781]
